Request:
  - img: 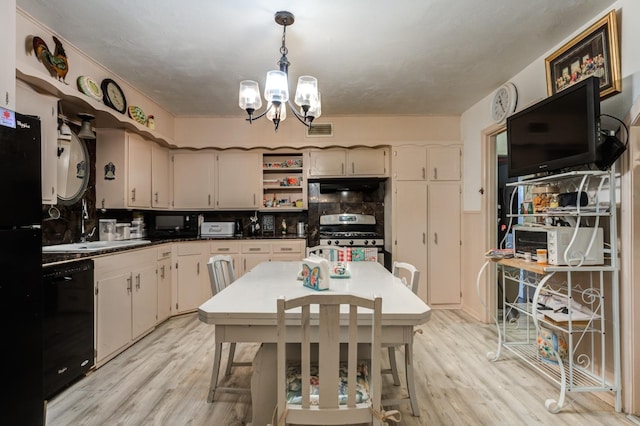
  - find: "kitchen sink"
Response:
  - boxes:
[43,240,152,253]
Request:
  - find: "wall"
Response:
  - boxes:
[174,115,460,149]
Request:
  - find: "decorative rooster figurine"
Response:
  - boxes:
[32,36,69,84]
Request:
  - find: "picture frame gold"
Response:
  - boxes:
[545,10,621,99]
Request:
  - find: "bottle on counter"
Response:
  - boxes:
[281,219,287,235]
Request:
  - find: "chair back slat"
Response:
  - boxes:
[207,255,235,296]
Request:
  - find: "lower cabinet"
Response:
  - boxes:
[92,239,306,366]
[94,248,158,366]
[157,245,173,323]
[175,242,211,314]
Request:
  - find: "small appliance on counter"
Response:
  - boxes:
[148,214,198,238]
[200,222,235,238]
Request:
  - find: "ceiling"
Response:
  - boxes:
[16,0,616,117]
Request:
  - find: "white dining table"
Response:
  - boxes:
[198,261,431,425]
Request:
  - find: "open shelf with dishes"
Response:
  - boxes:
[488,169,620,413]
[261,153,307,210]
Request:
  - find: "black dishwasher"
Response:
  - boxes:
[43,259,95,399]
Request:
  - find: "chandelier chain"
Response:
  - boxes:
[280,24,288,56]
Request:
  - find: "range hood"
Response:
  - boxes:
[317,178,385,193]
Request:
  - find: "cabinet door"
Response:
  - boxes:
[428,182,461,304]
[172,152,215,209]
[131,263,157,339]
[348,148,387,176]
[242,253,271,274]
[216,151,261,209]
[127,134,152,207]
[151,145,171,209]
[393,181,428,303]
[308,150,346,176]
[428,146,461,181]
[15,81,58,203]
[393,146,427,181]
[0,0,15,110]
[157,257,172,323]
[96,272,132,364]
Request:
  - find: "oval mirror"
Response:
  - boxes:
[57,131,89,205]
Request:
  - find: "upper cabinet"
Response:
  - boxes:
[393,145,461,182]
[0,0,16,110]
[16,80,58,204]
[95,129,153,209]
[215,151,261,209]
[428,146,461,181]
[151,145,171,209]
[308,148,388,178]
[172,151,215,209]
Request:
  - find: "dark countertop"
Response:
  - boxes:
[42,234,308,265]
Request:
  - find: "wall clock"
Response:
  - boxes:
[491,82,518,123]
[101,78,127,114]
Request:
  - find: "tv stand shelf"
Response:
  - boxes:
[483,168,620,414]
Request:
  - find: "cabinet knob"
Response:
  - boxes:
[131,188,136,201]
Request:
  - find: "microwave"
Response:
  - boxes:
[149,214,199,237]
[513,225,604,266]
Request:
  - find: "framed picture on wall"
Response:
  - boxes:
[545,10,621,99]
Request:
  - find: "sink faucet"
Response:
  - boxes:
[80,199,96,242]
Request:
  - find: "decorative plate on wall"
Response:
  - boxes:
[128,105,147,125]
[77,76,102,102]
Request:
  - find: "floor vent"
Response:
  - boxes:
[306,123,333,137]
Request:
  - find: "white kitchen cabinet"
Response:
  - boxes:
[15,80,58,204]
[172,151,215,209]
[238,240,307,274]
[151,145,171,209]
[427,182,461,304]
[308,149,347,176]
[393,145,427,181]
[241,241,271,274]
[392,144,462,305]
[131,262,157,339]
[95,129,152,209]
[428,146,461,181]
[175,242,210,313]
[393,181,429,302]
[210,240,242,278]
[270,240,306,261]
[0,0,16,110]
[348,148,387,176]
[157,245,173,323]
[308,148,388,178]
[94,248,158,365]
[215,151,261,209]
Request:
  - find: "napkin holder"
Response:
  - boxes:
[301,256,330,291]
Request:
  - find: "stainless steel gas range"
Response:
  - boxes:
[318,214,384,264]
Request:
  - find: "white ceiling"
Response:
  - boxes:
[16,0,616,117]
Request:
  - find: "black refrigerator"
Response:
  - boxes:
[0,110,45,425]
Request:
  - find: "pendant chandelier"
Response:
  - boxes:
[238,11,321,132]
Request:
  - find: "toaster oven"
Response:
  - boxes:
[513,225,604,266]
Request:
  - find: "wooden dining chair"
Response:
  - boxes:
[273,294,386,426]
[381,261,421,416]
[206,255,252,402]
[306,245,345,262]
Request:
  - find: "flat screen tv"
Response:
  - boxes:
[507,76,601,178]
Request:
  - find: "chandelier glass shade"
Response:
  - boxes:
[238,11,321,132]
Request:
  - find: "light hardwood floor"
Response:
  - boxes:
[46,309,632,425]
